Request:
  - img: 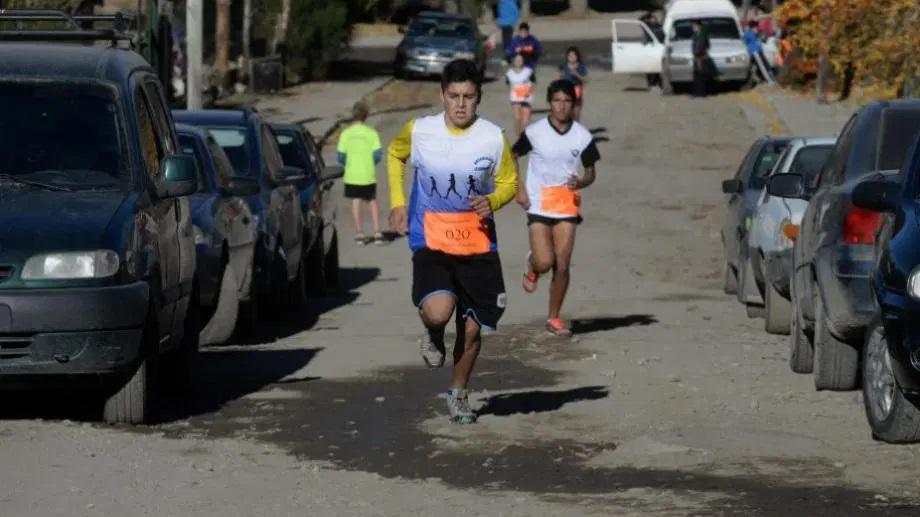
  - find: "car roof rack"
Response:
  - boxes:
[0,9,136,46]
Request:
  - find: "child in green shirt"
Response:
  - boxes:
[337,102,384,245]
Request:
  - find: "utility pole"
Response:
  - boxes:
[186,0,203,109]
[243,0,252,90]
[215,0,231,89]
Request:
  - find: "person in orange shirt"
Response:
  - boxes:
[506,54,535,137]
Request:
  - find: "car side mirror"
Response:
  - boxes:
[852,179,900,213]
[766,173,805,199]
[156,155,197,198]
[221,177,260,197]
[275,165,306,186]
[322,164,345,182]
[721,178,743,194]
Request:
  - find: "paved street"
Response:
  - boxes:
[3,62,920,516]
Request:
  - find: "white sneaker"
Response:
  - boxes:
[419,332,445,368]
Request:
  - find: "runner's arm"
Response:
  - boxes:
[511,132,531,208]
[571,139,600,189]
[387,119,415,209]
[485,133,518,211]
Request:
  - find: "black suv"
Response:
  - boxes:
[0,11,199,424]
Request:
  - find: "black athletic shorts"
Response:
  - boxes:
[411,248,506,330]
[344,183,376,200]
[527,213,582,226]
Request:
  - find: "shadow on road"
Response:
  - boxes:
[476,385,609,417]
[571,314,657,335]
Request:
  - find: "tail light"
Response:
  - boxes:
[781,221,800,241]
[841,205,882,245]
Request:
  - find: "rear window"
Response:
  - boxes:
[877,109,920,171]
[208,127,251,177]
[789,145,834,186]
[0,81,128,191]
[672,17,740,41]
[749,141,789,189]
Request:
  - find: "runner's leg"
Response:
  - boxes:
[420,293,455,341]
[451,314,481,388]
[512,103,522,136]
[522,103,532,129]
[351,198,363,236]
[529,221,555,276]
[548,221,577,320]
[368,199,381,234]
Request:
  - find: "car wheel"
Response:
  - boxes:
[862,319,920,443]
[261,245,288,320]
[103,308,158,425]
[306,232,326,296]
[764,279,791,335]
[236,262,259,335]
[813,293,859,391]
[164,284,201,391]
[789,279,813,373]
[289,248,308,310]
[199,260,240,345]
[722,258,738,295]
[324,229,339,288]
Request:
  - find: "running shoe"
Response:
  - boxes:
[446,388,477,424]
[373,232,387,246]
[419,331,445,368]
[545,318,573,337]
[522,251,538,293]
[354,234,367,246]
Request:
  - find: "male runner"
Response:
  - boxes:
[514,80,600,337]
[387,59,517,424]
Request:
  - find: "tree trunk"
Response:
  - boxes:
[242,0,252,86]
[271,0,290,55]
[741,0,752,20]
[816,0,830,103]
[567,0,588,18]
[215,0,231,88]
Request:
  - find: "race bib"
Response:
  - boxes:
[512,84,532,102]
[541,186,581,216]
[424,211,491,255]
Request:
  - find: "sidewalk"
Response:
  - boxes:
[763,87,857,137]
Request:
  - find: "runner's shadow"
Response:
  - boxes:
[476,386,608,417]
[589,127,608,135]
[571,314,657,335]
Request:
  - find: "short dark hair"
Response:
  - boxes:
[518,22,530,31]
[440,59,483,100]
[566,46,582,63]
[352,101,369,121]
[546,79,577,103]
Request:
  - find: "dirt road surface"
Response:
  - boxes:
[3,66,920,516]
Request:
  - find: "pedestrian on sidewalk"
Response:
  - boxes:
[743,20,776,85]
[337,101,385,246]
[506,53,534,137]
[387,59,517,424]
[507,22,542,72]
[558,46,588,121]
[691,21,715,98]
[496,0,520,65]
[515,79,600,337]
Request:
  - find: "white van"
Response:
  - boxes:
[611,0,751,94]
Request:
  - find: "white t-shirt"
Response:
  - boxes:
[506,66,534,104]
[513,118,600,218]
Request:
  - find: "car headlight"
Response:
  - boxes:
[725,53,749,64]
[670,56,691,65]
[22,250,120,280]
[908,267,920,300]
[454,51,475,60]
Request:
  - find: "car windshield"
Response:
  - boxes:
[672,17,740,41]
[0,81,128,191]
[408,17,474,39]
[749,141,789,189]
[274,132,316,176]
[789,145,834,186]
[207,127,251,177]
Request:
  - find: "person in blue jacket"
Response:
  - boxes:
[743,20,775,85]
[496,0,520,64]
[506,22,542,70]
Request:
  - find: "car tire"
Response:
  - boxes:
[261,246,288,320]
[236,263,259,335]
[813,293,859,391]
[863,319,920,443]
[324,229,339,288]
[165,284,201,391]
[289,248,308,309]
[722,258,738,295]
[306,233,326,296]
[764,280,791,335]
[199,261,239,345]
[103,309,158,425]
[789,279,813,373]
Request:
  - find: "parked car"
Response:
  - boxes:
[747,137,835,334]
[173,109,307,320]
[394,11,487,79]
[769,100,920,389]
[176,124,260,344]
[720,136,792,304]
[851,135,920,442]
[612,0,751,94]
[0,18,199,424]
[271,123,342,292]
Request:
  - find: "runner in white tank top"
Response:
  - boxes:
[512,80,600,337]
[505,54,534,138]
